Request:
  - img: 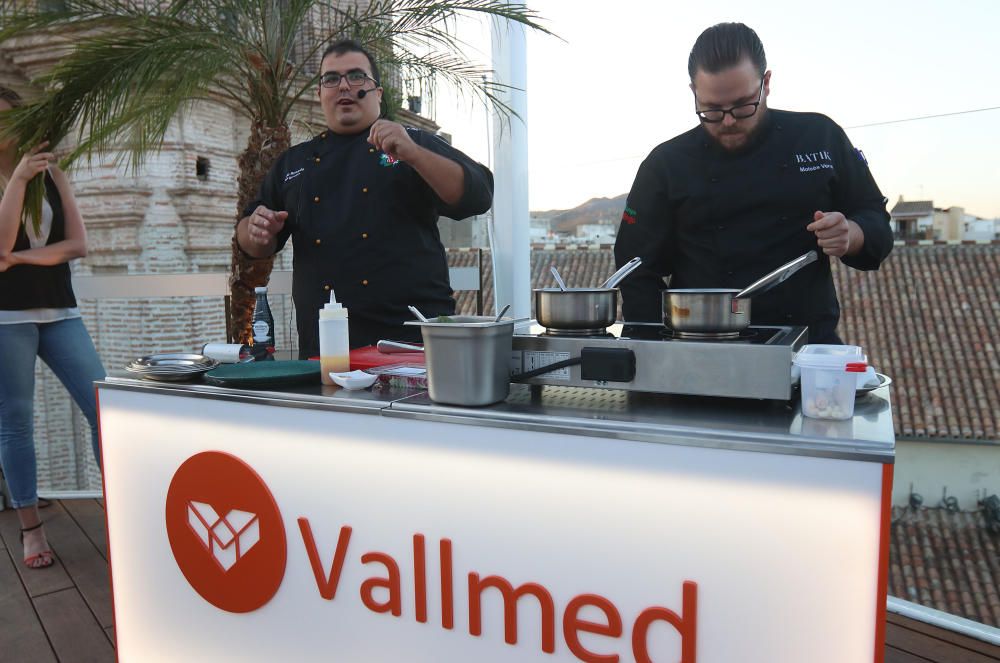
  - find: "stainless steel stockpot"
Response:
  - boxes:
[534,288,618,332]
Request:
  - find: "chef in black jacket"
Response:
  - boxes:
[238,39,493,357]
[614,22,892,344]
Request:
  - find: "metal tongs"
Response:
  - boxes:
[377,340,425,354]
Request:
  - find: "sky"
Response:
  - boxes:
[432,0,1000,218]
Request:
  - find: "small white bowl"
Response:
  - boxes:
[329,370,378,390]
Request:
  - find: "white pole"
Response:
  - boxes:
[490,15,530,319]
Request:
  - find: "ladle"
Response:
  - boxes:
[407,305,430,323]
[494,304,511,322]
[601,256,643,289]
[549,266,569,291]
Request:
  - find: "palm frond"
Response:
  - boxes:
[0,0,554,229]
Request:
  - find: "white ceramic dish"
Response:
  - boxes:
[329,370,378,390]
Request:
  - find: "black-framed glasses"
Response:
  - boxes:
[695,77,765,123]
[320,69,377,88]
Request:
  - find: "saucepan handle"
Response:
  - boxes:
[735,250,818,300]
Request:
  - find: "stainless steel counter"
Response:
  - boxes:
[102,374,407,414]
[99,374,895,463]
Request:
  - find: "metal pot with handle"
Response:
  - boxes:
[534,257,642,332]
[663,251,819,333]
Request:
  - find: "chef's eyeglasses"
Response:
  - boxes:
[320,70,378,88]
[695,77,765,123]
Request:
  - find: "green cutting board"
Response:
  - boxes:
[203,360,320,388]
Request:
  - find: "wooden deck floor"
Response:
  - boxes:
[1,499,998,663]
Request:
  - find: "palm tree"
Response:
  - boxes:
[0,0,549,342]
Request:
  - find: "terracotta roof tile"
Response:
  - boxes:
[832,243,1000,441]
[890,506,1000,627]
[448,241,1000,441]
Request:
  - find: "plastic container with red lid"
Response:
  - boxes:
[794,346,868,420]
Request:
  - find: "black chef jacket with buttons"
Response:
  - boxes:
[245,126,493,358]
[613,108,892,344]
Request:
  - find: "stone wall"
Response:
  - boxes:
[1,79,315,493]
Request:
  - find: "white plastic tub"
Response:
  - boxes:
[793,345,868,420]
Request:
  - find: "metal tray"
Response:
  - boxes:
[130,353,216,368]
[856,373,892,395]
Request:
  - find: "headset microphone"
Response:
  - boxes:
[357,88,368,99]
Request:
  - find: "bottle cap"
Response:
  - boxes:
[321,289,348,319]
[255,286,267,294]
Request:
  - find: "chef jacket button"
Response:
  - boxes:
[362,279,369,286]
[710,176,720,183]
[361,232,368,239]
[315,239,321,246]
[313,196,320,203]
[324,284,331,291]
[716,225,725,231]
[321,132,327,139]
[369,148,375,153]
[776,124,783,130]
[727,270,734,276]
[362,187,368,193]
[780,216,788,221]
[781,163,788,170]
[314,157,320,163]
[786,314,794,320]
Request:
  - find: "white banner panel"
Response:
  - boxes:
[99,387,885,662]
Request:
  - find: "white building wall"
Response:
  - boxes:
[892,440,1000,510]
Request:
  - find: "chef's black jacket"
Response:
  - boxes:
[245,126,493,358]
[613,108,892,344]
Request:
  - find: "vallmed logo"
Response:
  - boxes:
[166,451,286,613]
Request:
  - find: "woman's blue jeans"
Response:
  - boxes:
[0,317,106,508]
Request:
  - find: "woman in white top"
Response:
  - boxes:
[0,86,106,569]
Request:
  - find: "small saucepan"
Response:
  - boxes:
[535,257,642,332]
[535,288,619,332]
[663,251,818,333]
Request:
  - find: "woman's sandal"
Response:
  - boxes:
[20,522,55,569]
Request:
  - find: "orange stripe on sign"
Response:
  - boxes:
[873,463,894,663]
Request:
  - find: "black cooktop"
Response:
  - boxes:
[618,324,784,344]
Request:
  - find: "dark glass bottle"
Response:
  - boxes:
[251,286,276,356]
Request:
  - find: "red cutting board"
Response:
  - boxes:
[349,345,425,370]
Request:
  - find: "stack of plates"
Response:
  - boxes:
[126,353,219,382]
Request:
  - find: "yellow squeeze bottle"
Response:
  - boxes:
[319,289,350,385]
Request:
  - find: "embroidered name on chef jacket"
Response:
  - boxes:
[283,167,305,183]
[794,150,834,173]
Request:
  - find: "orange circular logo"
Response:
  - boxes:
[165,451,286,613]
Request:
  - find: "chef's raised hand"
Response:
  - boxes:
[246,205,288,247]
[11,142,54,184]
[368,119,418,162]
[807,210,863,258]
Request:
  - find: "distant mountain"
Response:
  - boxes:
[533,194,628,234]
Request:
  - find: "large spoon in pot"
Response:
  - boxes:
[549,266,569,291]
[601,256,643,289]
[407,305,430,323]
